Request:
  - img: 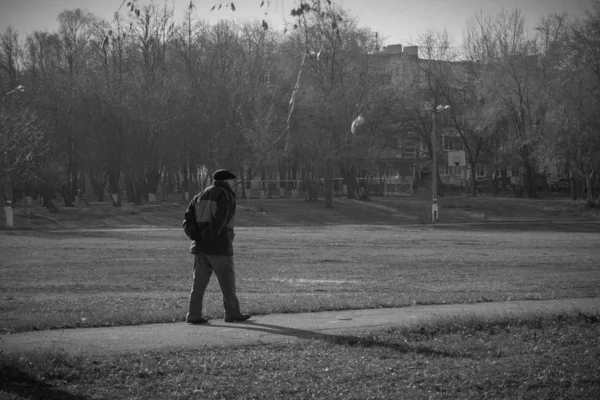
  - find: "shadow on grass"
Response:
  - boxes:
[0,365,89,400]
[221,321,463,358]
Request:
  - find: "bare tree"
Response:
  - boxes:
[84,15,135,206]
[1,98,48,205]
[394,31,455,197]
[544,3,600,205]
[120,2,178,204]
[464,9,556,198]
[0,27,21,91]
[54,9,96,206]
[288,4,392,207]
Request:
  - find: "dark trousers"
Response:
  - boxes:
[187,253,243,319]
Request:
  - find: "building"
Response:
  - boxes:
[374,43,527,191]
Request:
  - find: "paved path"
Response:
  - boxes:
[2,298,599,356]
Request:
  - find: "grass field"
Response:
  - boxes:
[1,196,599,399]
[2,312,599,399]
[1,224,599,334]
[4,192,600,230]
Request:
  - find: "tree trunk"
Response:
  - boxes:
[324,178,334,208]
[292,165,299,194]
[190,167,198,193]
[202,172,210,191]
[470,163,478,197]
[90,171,105,202]
[246,167,253,196]
[146,167,160,202]
[136,173,146,205]
[125,173,136,204]
[357,174,366,200]
[181,163,189,201]
[570,169,577,201]
[324,165,334,208]
[523,161,536,198]
[304,171,317,202]
[238,165,246,199]
[345,166,357,199]
[278,162,286,196]
[124,171,144,206]
[71,171,79,206]
[99,172,106,202]
[42,194,53,209]
[65,135,77,206]
[124,172,145,206]
[108,167,121,207]
[175,170,181,193]
[80,173,86,198]
[160,167,169,202]
[519,144,537,199]
[435,168,444,197]
[59,184,74,207]
[22,182,33,197]
[586,170,597,206]
[364,176,375,200]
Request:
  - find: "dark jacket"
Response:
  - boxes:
[183,180,236,255]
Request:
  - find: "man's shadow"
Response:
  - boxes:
[0,365,90,400]
[222,320,464,358]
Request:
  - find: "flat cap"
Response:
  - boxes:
[213,169,236,180]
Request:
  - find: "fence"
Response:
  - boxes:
[237,180,340,199]
[372,177,414,197]
[240,180,303,199]
[234,177,413,199]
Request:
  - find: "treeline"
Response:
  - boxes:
[397,6,600,201]
[1,0,599,208]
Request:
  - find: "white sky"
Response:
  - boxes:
[0,0,594,46]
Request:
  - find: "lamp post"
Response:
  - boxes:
[2,85,25,228]
[431,104,450,223]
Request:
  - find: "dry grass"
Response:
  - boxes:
[1,312,599,399]
[1,225,599,333]
[2,196,598,398]
[4,192,599,230]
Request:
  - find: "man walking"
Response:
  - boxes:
[183,169,250,324]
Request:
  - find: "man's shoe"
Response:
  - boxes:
[186,317,209,324]
[224,314,251,323]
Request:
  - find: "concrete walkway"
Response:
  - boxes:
[1,298,599,356]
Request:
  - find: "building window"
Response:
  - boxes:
[443,137,451,150]
[476,165,486,177]
[443,165,462,176]
[443,136,463,151]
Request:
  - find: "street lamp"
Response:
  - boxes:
[431,104,450,223]
[2,85,26,228]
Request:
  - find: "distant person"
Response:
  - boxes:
[182,169,250,324]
